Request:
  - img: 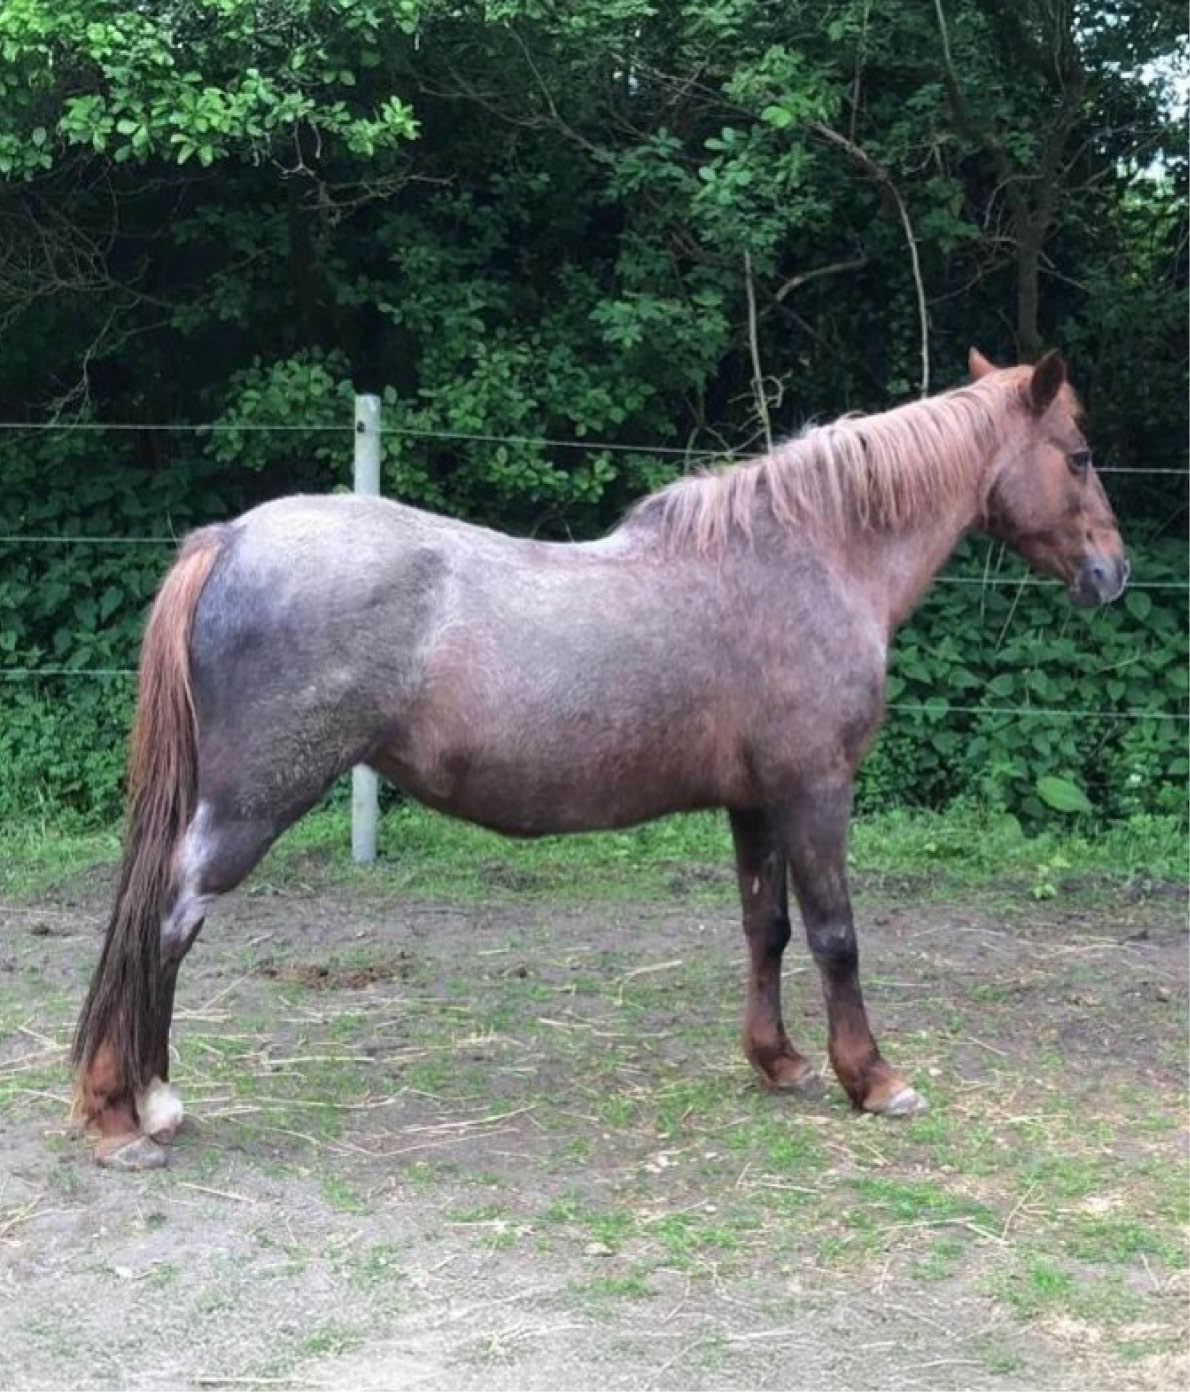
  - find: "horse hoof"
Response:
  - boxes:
[96,1134,168,1171]
[775,1065,824,1095]
[137,1078,184,1143]
[754,1057,823,1094]
[872,1086,929,1118]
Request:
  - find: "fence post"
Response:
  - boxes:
[352,394,381,865]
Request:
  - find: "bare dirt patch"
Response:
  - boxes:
[0,869,1186,1390]
[254,952,417,990]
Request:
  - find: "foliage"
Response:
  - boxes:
[0,0,419,176]
[0,0,1184,829]
[856,539,1188,823]
[1,519,1184,827]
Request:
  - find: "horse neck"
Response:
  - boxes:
[836,492,983,636]
[765,380,1015,633]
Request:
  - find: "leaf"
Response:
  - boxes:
[1124,590,1152,621]
[1035,775,1093,815]
[760,105,793,129]
[99,585,123,621]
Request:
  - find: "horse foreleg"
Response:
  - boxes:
[729,809,817,1091]
[784,781,926,1118]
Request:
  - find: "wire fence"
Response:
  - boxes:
[0,533,1186,594]
[0,662,1183,727]
[0,415,1187,473]
[1,416,1185,729]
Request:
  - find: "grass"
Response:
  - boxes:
[0,796,1185,903]
[0,796,1186,1389]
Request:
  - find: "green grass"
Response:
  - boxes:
[301,1321,364,1358]
[569,1272,655,1304]
[320,1176,369,1214]
[1,798,1184,902]
[3,791,1185,1389]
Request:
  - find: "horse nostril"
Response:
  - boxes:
[1088,559,1107,585]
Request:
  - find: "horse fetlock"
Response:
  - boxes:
[766,1057,823,1093]
[745,1038,818,1092]
[136,1076,184,1143]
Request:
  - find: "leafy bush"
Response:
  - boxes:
[2,477,1184,830]
[857,538,1188,823]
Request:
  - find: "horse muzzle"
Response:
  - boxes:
[1071,554,1130,608]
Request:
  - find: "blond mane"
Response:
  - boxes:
[634,378,1016,551]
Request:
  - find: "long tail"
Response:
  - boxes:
[71,524,226,1121]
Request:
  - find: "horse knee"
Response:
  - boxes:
[747,911,792,958]
[807,919,857,972]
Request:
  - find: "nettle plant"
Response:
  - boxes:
[858,538,1189,824]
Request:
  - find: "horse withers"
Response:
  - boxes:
[72,348,1128,1168]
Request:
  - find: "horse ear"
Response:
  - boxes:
[968,347,996,380]
[1028,350,1066,415]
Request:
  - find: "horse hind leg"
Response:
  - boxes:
[112,799,283,1167]
[122,752,352,1166]
[132,879,212,1147]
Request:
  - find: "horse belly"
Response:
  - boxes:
[376,699,737,837]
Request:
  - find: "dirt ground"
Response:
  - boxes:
[0,861,1186,1391]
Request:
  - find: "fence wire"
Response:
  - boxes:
[0,536,1185,590]
[2,418,1184,726]
[0,669,1183,726]
[0,416,1185,474]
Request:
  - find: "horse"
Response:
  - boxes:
[71,348,1128,1169]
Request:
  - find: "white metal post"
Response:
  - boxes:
[352,394,381,865]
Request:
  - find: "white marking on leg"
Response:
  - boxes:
[137,1076,184,1142]
[163,801,216,954]
[150,802,215,1141]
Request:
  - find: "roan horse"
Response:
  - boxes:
[72,348,1128,1168]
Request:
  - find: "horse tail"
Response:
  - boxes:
[71,524,226,1121]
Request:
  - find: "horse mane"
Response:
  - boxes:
[631,378,1015,551]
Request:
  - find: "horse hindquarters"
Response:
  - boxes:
[74,523,370,1167]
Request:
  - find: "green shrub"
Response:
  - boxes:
[1,446,1184,829]
[857,538,1188,823]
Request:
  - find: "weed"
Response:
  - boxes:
[320,1177,369,1214]
[302,1322,363,1358]
[570,1272,655,1303]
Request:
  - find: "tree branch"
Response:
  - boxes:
[808,123,930,397]
[743,250,773,452]
[774,256,869,303]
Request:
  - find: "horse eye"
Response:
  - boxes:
[1068,449,1092,474]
